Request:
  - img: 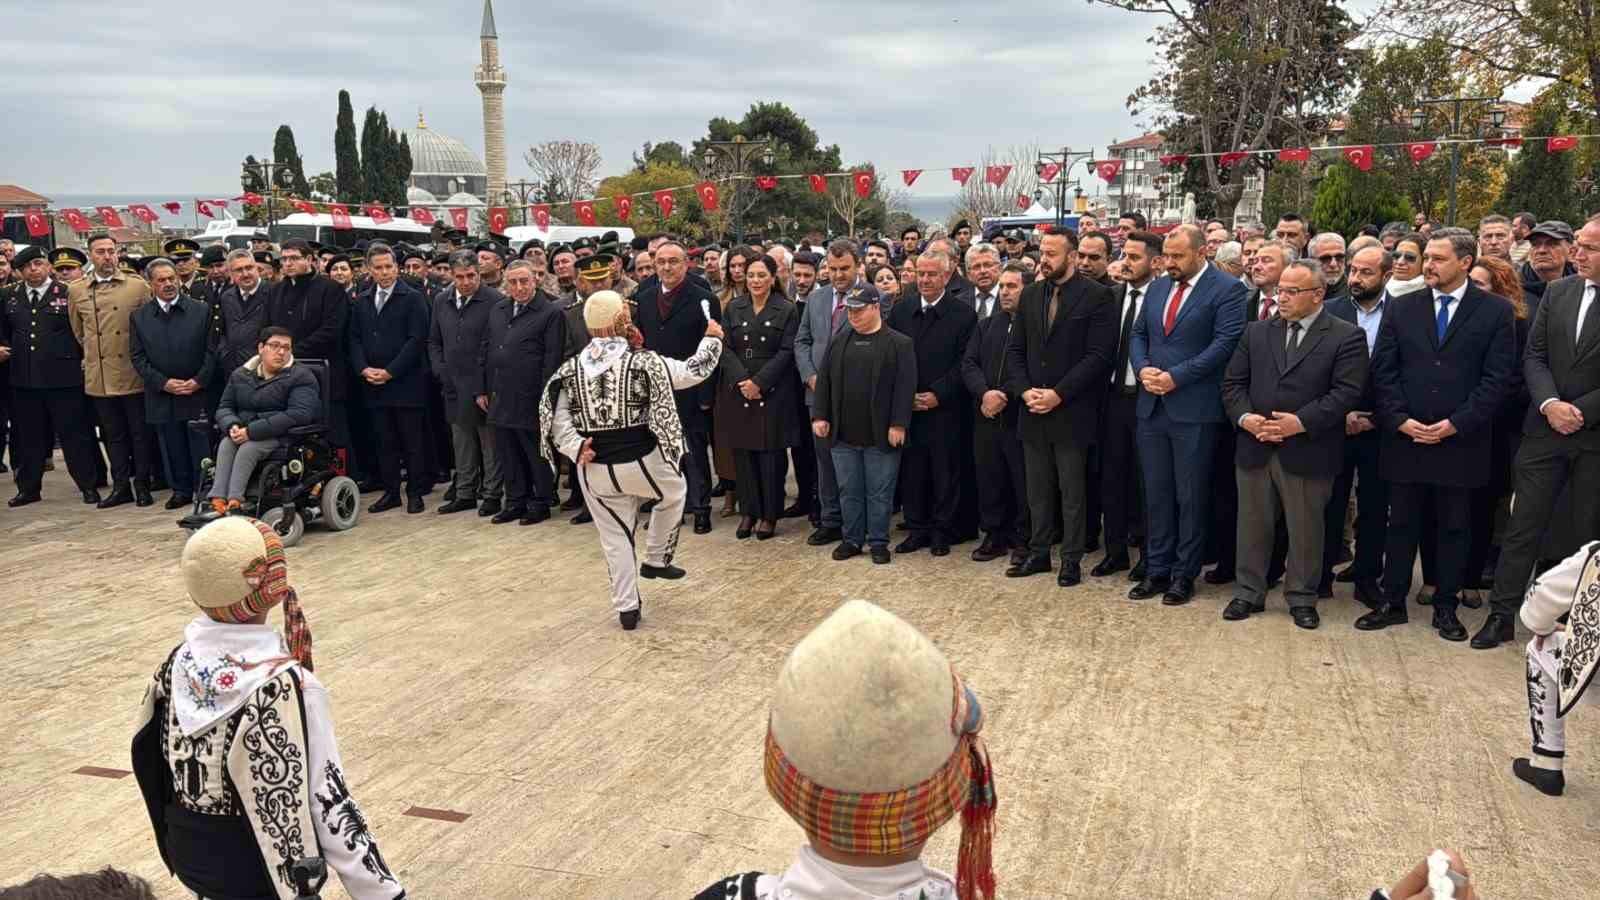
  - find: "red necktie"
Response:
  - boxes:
[1163,280,1188,335]
[1259,294,1275,320]
[831,294,845,331]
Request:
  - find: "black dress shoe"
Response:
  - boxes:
[1009,547,1029,567]
[1291,607,1320,630]
[755,524,777,541]
[559,492,584,511]
[134,484,154,507]
[1222,598,1264,621]
[1354,577,1382,610]
[971,539,1007,562]
[870,545,892,564]
[894,534,930,554]
[640,562,685,579]
[1512,758,1565,796]
[832,542,863,561]
[1354,601,1408,631]
[98,486,134,509]
[735,519,754,540]
[1202,566,1235,585]
[442,485,457,504]
[478,498,502,517]
[1459,590,1485,610]
[165,493,191,510]
[1128,575,1172,600]
[570,509,593,525]
[1091,554,1130,577]
[930,540,950,557]
[8,491,41,508]
[807,526,842,546]
[438,498,477,514]
[1057,560,1082,587]
[1005,555,1051,578]
[519,504,550,525]
[620,608,641,630]
[693,512,712,534]
[781,502,809,520]
[1432,606,1468,642]
[1161,576,1196,606]
[81,489,101,505]
[406,495,425,514]
[492,505,526,524]
[1128,558,1147,582]
[369,493,402,513]
[1470,611,1516,649]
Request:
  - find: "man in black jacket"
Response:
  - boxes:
[1221,261,1369,629]
[215,249,274,376]
[129,258,216,510]
[430,250,505,517]
[961,262,1029,564]
[887,246,978,556]
[348,243,431,514]
[267,239,347,399]
[1098,233,1160,579]
[1002,226,1119,585]
[633,241,721,533]
[483,259,567,524]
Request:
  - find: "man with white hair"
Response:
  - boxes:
[1214,241,1245,278]
[1308,232,1349,301]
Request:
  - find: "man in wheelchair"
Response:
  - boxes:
[206,327,320,516]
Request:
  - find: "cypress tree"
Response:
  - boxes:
[334,90,363,203]
[360,106,384,204]
[272,125,312,196]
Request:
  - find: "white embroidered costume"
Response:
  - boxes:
[1521,541,1600,764]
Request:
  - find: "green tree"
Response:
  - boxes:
[1312,161,1412,239]
[632,141,688,172]
[309,171,336,200]
[360,107,385,204]
[690,102,842,239]
[593,163,708,238]
[1499,98,1578,223]
[334,90,363,203]
[272,125,312,196]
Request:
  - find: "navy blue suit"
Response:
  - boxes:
[1129,264,1248,579]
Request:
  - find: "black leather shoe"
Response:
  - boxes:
[8,491,41,508]
[735,520,753,540]
[1009,547,1028,567]
[1291,607,1320,630]
[438,498,477,514]
[781,502,809,520]
[807,526,842,546]
[369,493,402,513]
[929,540,950,557]
[165,493,191,510]
[570,509,593,525]
[442,485,457,504]
[134,483,154,507]
[971,538,1008,562]
[1091,554,1130,577]
[1354,577,1382,610]
[1161,576,1196,606]
[870,545,892,564]
[640,562,685,579]
[1512,758,1565,796]
[559,492,584,511]
[620,608,641,630]
[693,512,712,534]
[1471,611,1516,649]
[832,542,863,561]
[1005,555,1051,578]
[1432,606,1468,642]
[1057,560,1082,587]
[1202,566,1235,585]
[1222,598,1264,621]
[492,505,525,524]
[1354,601,1408,631]
[1128,575,1172,600]
[478,498,502,517]
[519,504,550,525]
[1128,558,1147,582]
[1459,589,1485,610]
[98,485,134,509]
[406,495,425,514]
[895,534,930,554]
[81,489,102,505]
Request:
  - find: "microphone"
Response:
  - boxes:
[700,298,713,322]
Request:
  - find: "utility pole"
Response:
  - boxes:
[1034,147,1095,227]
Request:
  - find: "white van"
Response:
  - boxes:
[502,224,635,251]
[193,213,433,250]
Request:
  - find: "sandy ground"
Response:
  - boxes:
[2,474,1596,900]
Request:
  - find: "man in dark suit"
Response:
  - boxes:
[886,245,978,555]
[633,242,721,533]
[961,261,1029,564]
[128,258,216,510]
[1362,231,1516,641]
[1479,215,1600,648]
[430,250,505,518]
[1129,224,1248,605]
[1222,260,1369,629]
[482,261,566,525]
[1097,232,1161,579]
[267,239,348,448]
[348,243,431,514]
[215,249,275,377]
[1002,226,1118,585]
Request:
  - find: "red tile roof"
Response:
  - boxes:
[1108,133,1166,151]
[0,184,51,207]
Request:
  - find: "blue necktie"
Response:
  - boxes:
[1435,293,1452,343]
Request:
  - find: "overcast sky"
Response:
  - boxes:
[1,1,1168,199]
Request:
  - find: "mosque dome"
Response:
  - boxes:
[445,191,485,208]
[406,185,438,205]
[407,111,489,202]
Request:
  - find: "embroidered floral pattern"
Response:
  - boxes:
[179,648,240,712]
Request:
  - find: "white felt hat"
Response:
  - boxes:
[181,517,272,610]
[769,600,959,793]
[583,290,626,331]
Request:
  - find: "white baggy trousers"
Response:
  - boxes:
[578,453,686,613]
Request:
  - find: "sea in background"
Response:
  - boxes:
[902,194,959,228]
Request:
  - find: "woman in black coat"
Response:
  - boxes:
[714,255,801,539]
[1465,258,1534,597]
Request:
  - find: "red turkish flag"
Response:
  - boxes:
[1159,154,1189,167]
[1277,147,1310,163]
[1094,160,1124,183]
[94,206,125,228]
[531,204,551,229]
[852,171,875,198]
[1219,151,1248,167]
[290,199,317,215]
[63,209,92,231]
[194,200,217,219]
[1016,194,1031,211]
[237,192,264,206]
[364,204,394,224]
[486,207,507,232]
[1342,145,1374,171]
[573,201,597,226]
[161,202,182,215]
[409,206,435,225]
[902,169,922,187]
[653,190,675,218]
[696,181,720,211]
[24,208,49,237]
[1037,162,1061,182]
[128,203,160,224]
[210,199,231,211]
[807,174,827,194]
[448,208,469,229]
[1487,136,1524,148]
[613,195,633,221]
[754,176,778,191]
[330,204,352,230]
[1548,135,1579,153]
[1405,141,1438,163]
[951,167,975,185]
[985,165,1012,186]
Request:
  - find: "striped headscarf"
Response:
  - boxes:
[201,519,314,671]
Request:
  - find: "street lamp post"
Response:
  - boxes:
[240,156,297,239]
[1036,147,1095,227]
[504,179,539,227]
[1411,96,1503,226]
[701,134,776,243]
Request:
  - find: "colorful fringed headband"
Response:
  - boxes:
[203,519,314,671]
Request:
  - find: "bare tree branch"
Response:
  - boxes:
[522,140,602,204]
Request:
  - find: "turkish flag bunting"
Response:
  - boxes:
[807,174,827,194]
[985,165,1012,186]
[653,190,675,218]
[1219,151,1249,167]
[1342,145,1375,171]
[237,192,264,206]
[449,208,469,229]
[697,181,720,211]
[161,202,182,215]
[1016,194,1031,211]
[754,176,778,191]
[128,204,160,224]
[210,199,231,210]
[1487,137,1523,148]
[291,199,317,215]
[1037,162,1061,182]
[1159,154,1189,167]
[195,200,217,219]
[614,195,633,221]
[95,206,125,228]
[1094,160,1123,183]
[63,209,92,233]
[24,208,49,237]
[364,204,394,224]
[1548,135,1579,152]
[488,207,509,232]
[902,169,922,187]
[531,204,551,229]
[1277,147,1310,163]
[330,204,352,230]
[1405,141,1438,163]
[409,207,435,225]
[573,201,597,227]
[853,171,874,198]
[951,167,975,185]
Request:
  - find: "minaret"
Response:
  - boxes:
[475,0,508,208]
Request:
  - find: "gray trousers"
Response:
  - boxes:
[1023,440,1088,561]
[208,437,281,501]
[813,432,841,528]
[1236,454,1333,609]
[451,422,503,501]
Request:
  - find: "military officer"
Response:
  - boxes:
[0,246,103,506]
[51,246,87,284]
[164,238,203,293]
[70,234,155,508]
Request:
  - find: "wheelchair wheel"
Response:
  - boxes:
[320,476,360,531]
[259,506,305,548]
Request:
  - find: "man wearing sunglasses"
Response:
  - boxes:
[1309,233,1349,302]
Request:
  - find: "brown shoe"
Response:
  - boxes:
[210,498,229,516]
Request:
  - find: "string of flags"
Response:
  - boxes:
[18,132,1597,240]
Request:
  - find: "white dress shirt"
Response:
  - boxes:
[975,287,998,319]
[1576,281,1598,346]
[1433,279,1467,327]
[1119,281,1148,386]
[1165,261,1209,322]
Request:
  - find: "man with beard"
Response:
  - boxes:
[430,250,505,517]
[1521,221,1577,312]
[702,246,725,293]
[962,260,1030,564]
[1097,232,1162,580]
[399,246,429,284]
[70,233,155,508]
[428,252,453,292]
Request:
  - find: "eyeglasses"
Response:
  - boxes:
[1316,254,1345,264]
[1278,286,1322,298]
[262,342,292,352]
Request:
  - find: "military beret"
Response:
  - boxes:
[253,250,278,266]
[429,252,451,266]
[13,245,47,268]
[399,247,427,264]
[474,241,505,259]
[325,253,352,269]
[199,244,227,266]
[572,236,597,251]
[629,236,650,252]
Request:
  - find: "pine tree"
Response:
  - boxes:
[1312,162,1412,239]
[272,125,312,196]
[334,90,363,203]
[1499,100,1577,223]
